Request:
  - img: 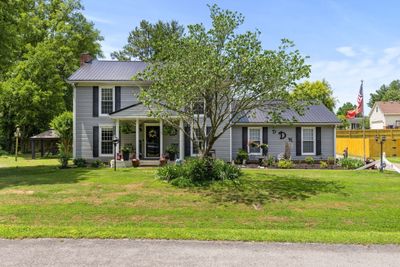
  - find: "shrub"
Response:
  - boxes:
[263,155,275,167]
[91,159,104,168]
[338,158,364,169]
[277,159,293,169]
[304,156,314,165]
[73,158,87,167]
[158,157,242,187]
[320,161,328,169]
[327,156,335,165]
[58,150,69,169]
[235,149,249,164]
[0,149,8,156]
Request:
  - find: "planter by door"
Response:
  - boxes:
[122,151,130,161]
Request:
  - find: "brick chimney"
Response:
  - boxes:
[80,53,93,66]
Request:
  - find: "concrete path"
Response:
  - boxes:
[1,239,399,267]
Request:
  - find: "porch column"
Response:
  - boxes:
[160,119,163,157]
[136,118,140,159]
[116,119,120,154]
[179,119,184,160]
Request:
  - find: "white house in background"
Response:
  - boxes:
[369,101,400,129]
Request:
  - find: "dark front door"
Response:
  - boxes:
[145,125,160,158]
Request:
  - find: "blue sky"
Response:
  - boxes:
[82,0,400,111]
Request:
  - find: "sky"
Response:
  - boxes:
[81,0,400,112]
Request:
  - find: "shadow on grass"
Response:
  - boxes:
[0,165,91,190]
[197,175,347,206]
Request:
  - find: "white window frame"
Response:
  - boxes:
[248,127,263,156]
[191,126,206,156]
[99,125,114,157]
[301,127,316,156]
[99,86,115,116]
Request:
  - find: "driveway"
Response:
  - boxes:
[0,239,399,267]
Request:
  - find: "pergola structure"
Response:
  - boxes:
[30,130,60,159]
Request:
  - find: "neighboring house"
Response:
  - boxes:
[369,101,400,129]
[67,54,340,163]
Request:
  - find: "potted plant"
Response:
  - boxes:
[131,151,140,167]
[159,155,168,166]
[165,144,179,161]
[260,143,268,156]
[121,145,131,161]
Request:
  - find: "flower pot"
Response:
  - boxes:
[122,151,130,161]
[132,159,140,167]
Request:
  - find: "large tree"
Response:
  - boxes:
[0,0,103,152]
[368,80,400,108]
[137,4,311,158]
[111,20,184,61]
[336,102,356,116]
[292,79,336,111]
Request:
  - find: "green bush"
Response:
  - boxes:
[73,158,87,167]
[263,155,275,167]
[235,149,248,164]
[320,161,328,168]
[277,159,294,169]
[338,158,364,169]
[158,157,242,187]
[91,159,104,168]
[0,149,9,156]
[58,150,69,169]
[327,156,336,165]
[304,156,314,165]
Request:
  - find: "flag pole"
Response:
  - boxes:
[361,80,366,162]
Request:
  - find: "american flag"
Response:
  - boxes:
[346,81,364,119]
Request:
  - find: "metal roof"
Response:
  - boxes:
[30,129,60,139]
[238,104,340,124]
[68,60,148,81]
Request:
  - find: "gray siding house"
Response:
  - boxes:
[68,56,340,163]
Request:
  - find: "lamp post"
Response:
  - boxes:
[113,135,119,171]
[375,135,386,172]
[14,126,21,162]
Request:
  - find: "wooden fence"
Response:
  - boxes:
[336,129,400,158]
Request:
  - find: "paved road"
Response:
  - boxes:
[0,239,399,267]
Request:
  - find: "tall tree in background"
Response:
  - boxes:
[368,80,400,108]
[0,0,103,152]
[111,20,184,61]
[292,79,337,111]
[137,4,311,158]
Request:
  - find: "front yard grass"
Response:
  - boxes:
[0,155,400,244]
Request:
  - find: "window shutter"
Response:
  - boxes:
[93,126,99,158]
[184,126,190,157]
[93,86,99,117]
[296,127,301,156]
[262,127,268,154]
[316,127,322,155]
[242,127,248,150]
[115,86,121,111]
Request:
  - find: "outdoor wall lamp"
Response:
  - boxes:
[375,135,386,172]
[113,135,120,171]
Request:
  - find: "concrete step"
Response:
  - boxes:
[140,160,160,166]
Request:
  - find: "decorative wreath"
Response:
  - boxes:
[148,129,157,138]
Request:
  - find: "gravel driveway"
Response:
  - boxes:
[0,239,399,267]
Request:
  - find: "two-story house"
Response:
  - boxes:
[369,101,400,129]
[67,54,340,164]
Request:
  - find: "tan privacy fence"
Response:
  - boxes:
[336,129,400,158]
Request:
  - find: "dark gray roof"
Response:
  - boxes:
[239,104,340,124]
[68,60,148,81]
[30,129,60,139]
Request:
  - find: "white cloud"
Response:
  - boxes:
[85,14,114,25]
[310,46,400,112]
[336,46,357,57]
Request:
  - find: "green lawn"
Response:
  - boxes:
[0,155,400,244]
[387,157,400,164]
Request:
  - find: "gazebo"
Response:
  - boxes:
[30,129,60,159]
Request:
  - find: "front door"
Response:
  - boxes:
[145,125,160,158]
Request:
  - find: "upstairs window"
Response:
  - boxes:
[193,101,205,115]
[100,87,114,115]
